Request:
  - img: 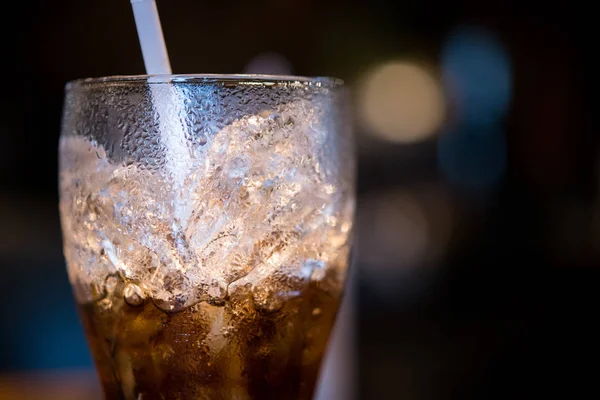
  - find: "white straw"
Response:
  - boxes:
[128,2,191,227]
[130,0,172,74]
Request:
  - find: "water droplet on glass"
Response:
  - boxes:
[96,146,106,159]
[124,283,145,307]
[191,125,209,147]
[312,307,322,316]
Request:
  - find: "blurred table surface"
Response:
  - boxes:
[0,370,102,400]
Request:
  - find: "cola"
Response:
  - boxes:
[79,268,343,400]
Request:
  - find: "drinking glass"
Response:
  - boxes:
[59,75,355,400]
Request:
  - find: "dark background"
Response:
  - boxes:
[1,0,598,398]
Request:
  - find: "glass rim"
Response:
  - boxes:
[66,74,344,89]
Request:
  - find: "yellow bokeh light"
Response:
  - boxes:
[358,61,445,143]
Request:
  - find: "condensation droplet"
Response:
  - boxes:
[312,307,322,316]
[124,283,145,307]
[197,133,208,146]
[96,146,107,159]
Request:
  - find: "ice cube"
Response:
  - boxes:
[61,97,352,307]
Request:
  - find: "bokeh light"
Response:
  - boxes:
[243,52,294,75]
[361,190,429,269]
[357,61,446,144]
[358,185,455,300]
[441,26,512,126]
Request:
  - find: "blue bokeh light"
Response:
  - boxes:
[0,259,93,371]
[441,26,512,126]
[17,300,93,370]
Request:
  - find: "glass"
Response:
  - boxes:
[58,74,355,400]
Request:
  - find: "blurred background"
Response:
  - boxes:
[1,0,598,398]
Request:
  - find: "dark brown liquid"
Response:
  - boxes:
[78,275,342,400]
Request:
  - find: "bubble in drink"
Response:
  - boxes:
[59,78,354,399]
